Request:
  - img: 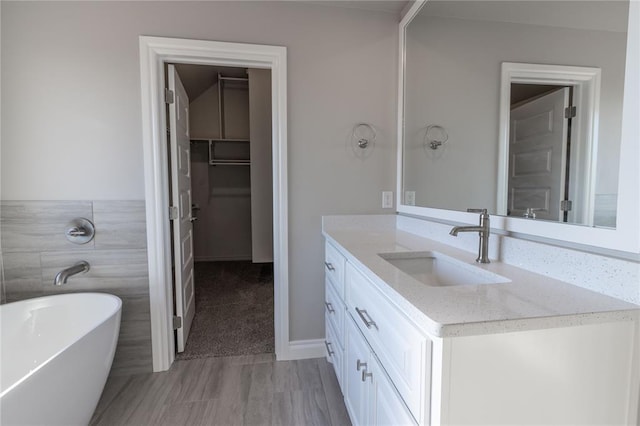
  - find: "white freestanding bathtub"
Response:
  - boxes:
[0,293,122,426]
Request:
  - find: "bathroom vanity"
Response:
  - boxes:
[323,215,640,426]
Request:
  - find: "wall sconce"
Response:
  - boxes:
[352,123,376,150]
[424,125,448,150]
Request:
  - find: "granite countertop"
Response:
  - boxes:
[322,225,640,338]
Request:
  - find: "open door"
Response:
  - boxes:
[508,87,571,221]
[168,64,196,352]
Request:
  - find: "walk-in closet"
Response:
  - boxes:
[169,64,274,359]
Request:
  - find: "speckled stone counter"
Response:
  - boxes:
[322,215,640,338]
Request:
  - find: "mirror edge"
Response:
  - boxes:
[396,0,640,254]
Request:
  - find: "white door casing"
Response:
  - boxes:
[508,87,570,221]
[168,65,196,352]
[140,37,289,372]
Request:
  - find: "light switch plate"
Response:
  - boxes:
[405,191,416,206]
[382,191,394,208]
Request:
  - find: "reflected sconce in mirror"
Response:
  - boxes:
[424,125,448,150]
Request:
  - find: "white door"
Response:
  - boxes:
[508,87,570,221]
[168,64,196,353]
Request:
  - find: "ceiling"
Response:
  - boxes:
[173,64,247,101]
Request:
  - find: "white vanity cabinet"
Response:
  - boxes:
[324,242,347,390]
[345,313,417,426]
[324,238,640,426]
[326,240,424,425]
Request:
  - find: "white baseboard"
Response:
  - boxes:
[280,338,326,360]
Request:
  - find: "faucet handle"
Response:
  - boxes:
[467,208,488,215]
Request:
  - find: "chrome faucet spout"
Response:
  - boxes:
[54,261,90,286]
[449,209,491,263]
[449,226,484,236]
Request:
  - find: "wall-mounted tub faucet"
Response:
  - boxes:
[54,261,90,286]
[449,208,491,264]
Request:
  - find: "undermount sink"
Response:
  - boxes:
[379,251,511,287]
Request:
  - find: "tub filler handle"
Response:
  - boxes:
[54,261,90,286]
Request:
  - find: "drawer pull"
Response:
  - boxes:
[324,262,335,271]
[355,307,378,330]
[362,369,373,382]
[325,340,334,356]
[325,302,335,313]
[357,359,367,371]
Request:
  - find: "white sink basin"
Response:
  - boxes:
[379,251,510,287]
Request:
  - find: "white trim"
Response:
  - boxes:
[397,0,427,208]
[497,62,601,226]
[285,339,327,360]
[397,0,640,255]
[139,36,288,372]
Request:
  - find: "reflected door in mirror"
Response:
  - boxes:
[508,87,570,222]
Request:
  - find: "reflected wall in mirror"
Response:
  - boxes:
[402,0,629,228]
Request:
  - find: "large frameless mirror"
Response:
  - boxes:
[397,0,640,254]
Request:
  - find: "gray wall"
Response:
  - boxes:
[1,1,398,343]
[248,69,275,263]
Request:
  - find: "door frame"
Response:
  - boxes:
[497,62,601,225]
[139,36,288,372]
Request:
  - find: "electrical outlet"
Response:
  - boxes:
[405,191,416,206]
[382,191,394,209]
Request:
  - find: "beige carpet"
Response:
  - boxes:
[176,261,274,360]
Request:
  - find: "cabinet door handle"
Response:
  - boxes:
[325,302,335,313]
[324,262,335,271]
[355,307,378,330]
[362,369,373,382]
[356,359,367,371]
[325,341,334,356]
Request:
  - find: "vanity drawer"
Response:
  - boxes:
[325,241,346,297]
[325,277,345,348]
[326,317,344,392]
[346,262,430,420]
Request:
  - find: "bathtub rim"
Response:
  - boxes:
[0,292,123,398]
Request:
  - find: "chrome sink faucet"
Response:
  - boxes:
[54,261,90,286]
[449,208,491,264]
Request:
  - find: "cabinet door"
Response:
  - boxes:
[371,355,417,426]
[325,317,344,392]
[345,316,371,426]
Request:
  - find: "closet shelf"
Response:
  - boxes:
[209,159,251,166]
[191,138,250,143]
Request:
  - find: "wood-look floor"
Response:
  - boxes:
[91,354,351,426]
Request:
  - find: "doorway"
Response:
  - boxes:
[497,62,602,226]
[167,63,275,359]
[139,37,289,372]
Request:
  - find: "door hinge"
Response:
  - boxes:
[165,88,174,104]
[560,200,573,211]
[169,206,179,220]
[564,106,577,119]
[173,315,182,330]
